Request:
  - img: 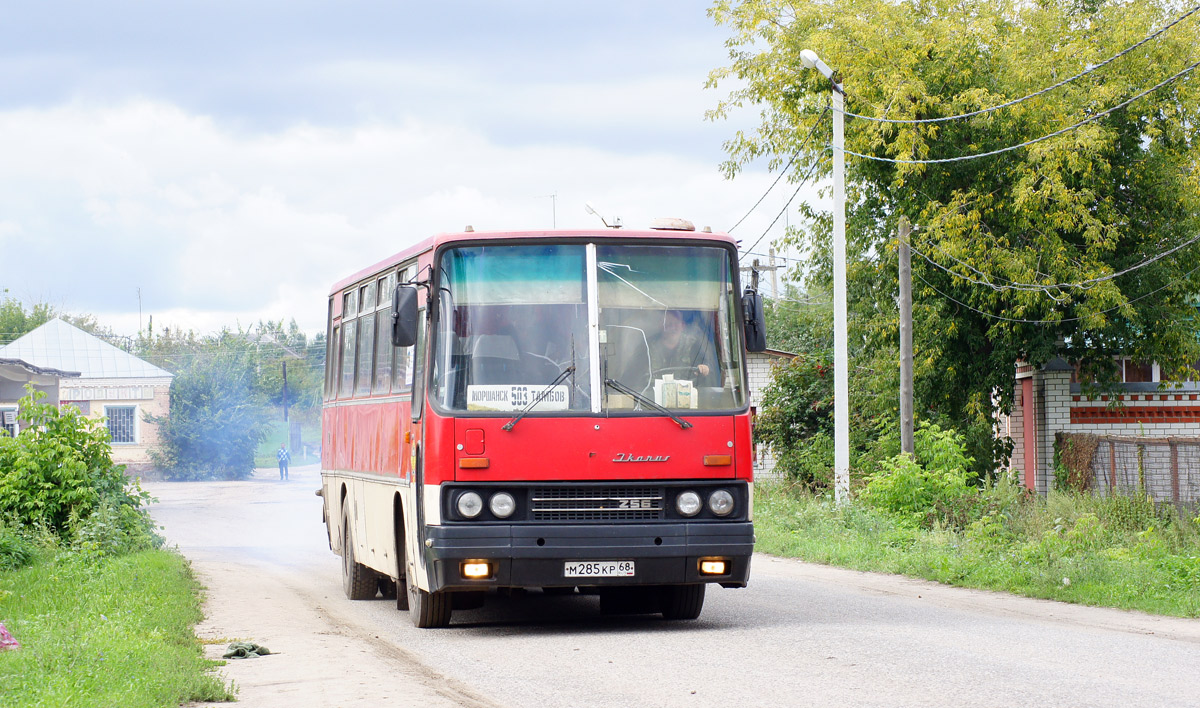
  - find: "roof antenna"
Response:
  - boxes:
[584,202,622,229]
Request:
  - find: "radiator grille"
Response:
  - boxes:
[530,486,665,521]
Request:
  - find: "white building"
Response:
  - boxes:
[747,348,795,479]
[0,357,81,437]
[0,319,172,472]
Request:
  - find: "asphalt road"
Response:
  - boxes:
[146,468,1200,708]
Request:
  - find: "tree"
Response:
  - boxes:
[709,0,1200,471]
[0,293,56,343]
[146,330,270,480]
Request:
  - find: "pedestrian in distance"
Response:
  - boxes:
[277,443,290,481]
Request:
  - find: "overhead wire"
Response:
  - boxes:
[842,59,1200,164]
[906,231,1200,297]
[840,3,1200,125]
[738,150,830,262]
[913,260,1200,325]
[728,106,830,234]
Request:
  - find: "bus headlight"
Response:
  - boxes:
[457,491,484,518]
[489,492,516,519]
[676,490,702,517]
[708,490,735,516]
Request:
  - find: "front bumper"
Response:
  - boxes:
[424,522,754,592]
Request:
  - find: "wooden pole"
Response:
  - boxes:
[899,217,914,455]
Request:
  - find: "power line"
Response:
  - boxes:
[914,261,1200,325]
[841,3,1200,125]
[728,106,830,233]
[906,230,1200,296]
[738,151,830,262]
[843,59,1200,164]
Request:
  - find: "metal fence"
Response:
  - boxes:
[1088,436,1200,505]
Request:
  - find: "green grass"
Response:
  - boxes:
[0,549,233,707]
[754,483,1200,618]
[254,420,321,468]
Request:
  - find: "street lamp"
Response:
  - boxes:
[800,49,849,505]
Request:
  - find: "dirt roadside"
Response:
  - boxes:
[145,467,502,708]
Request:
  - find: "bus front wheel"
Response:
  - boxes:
[341,501,377,601]
[404,539,452,628]
[660,584,705,620]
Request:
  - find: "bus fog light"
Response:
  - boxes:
[457,491,484,518]
[489,492,516,518]
[462,561,490,579]
[699,559,728,575]
[708,490,735,516]
[676,491,701,517]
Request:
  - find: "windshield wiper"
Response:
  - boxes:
[503,366,576,431]
[604,378,693,430]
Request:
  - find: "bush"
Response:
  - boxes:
[0,388,143,537]
[0,524,36,571]
[71,498,164,560]
[0,387,157,555]
[861,422,977,527]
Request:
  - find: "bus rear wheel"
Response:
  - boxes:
[404,539,452,628]
[341,502,377,601]
[660,584,705,620]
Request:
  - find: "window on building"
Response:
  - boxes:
[1,408,17,438]
[106,406,137,444]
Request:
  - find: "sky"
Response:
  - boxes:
[0,1,819,338]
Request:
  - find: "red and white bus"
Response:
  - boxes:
[320,219,766,627]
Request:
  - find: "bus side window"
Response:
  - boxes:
[339,317,357,397]
[373,305,393,394]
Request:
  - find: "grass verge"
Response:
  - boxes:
[755,483,1200,618]
[0,548,232,707]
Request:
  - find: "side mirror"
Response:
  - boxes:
[391,286,419,347]
[742,289,767,353]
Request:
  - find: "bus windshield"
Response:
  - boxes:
[430,242,746,414]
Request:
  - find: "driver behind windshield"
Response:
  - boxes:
[649,310,717,386]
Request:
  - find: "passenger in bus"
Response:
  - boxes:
[649,310,717,385]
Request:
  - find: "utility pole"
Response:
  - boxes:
[740,259,783,297]
[769,247,779,299]
[899,217,914,455]
[282,361,289,422]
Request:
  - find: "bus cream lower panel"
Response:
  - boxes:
[362,477,400,576]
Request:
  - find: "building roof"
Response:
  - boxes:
[0,319,171,379]
[0,357,81,379]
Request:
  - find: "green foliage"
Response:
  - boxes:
[70,498,164,560]
[0,293,55,342]
[861,422,977,527]
[0,550,234,706]
[141,319,323,480]
[0,387,152,546]
[756,482,1200,617]
[710,0,1200,473]
[147,332,271,480]
[0,525,36,571]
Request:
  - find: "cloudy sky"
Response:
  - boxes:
[0,1,817,337]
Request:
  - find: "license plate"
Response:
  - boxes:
[564,560,635,577]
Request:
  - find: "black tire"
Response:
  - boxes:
[404,536,452,628]
[341,501,377,601]
[660,584,705,620]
